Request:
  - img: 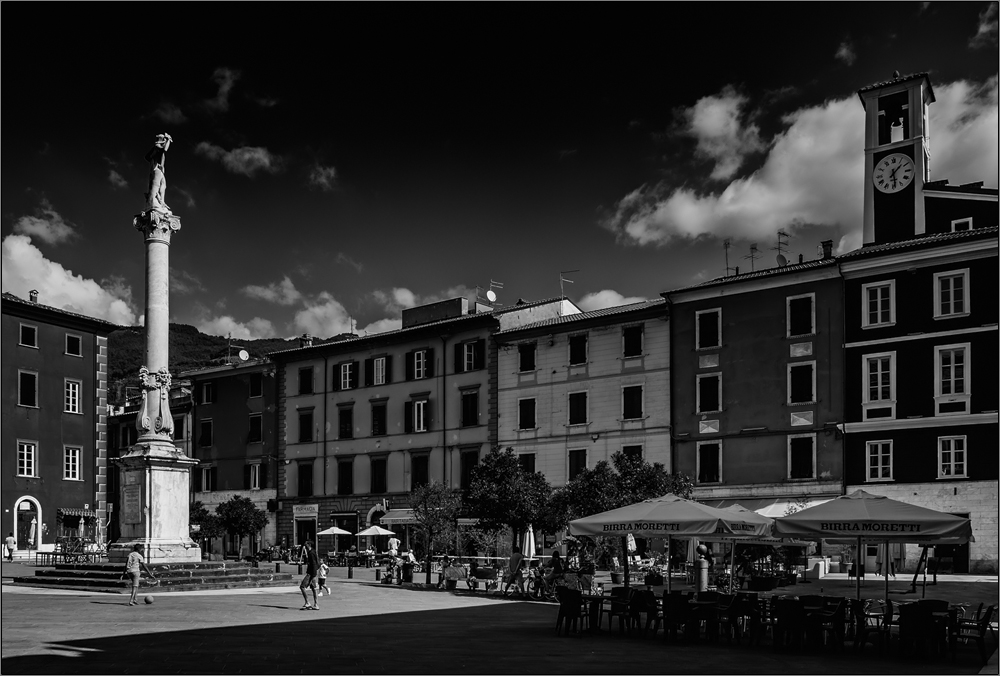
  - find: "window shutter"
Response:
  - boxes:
[350,361,359,389]
[243,464,252,490]
[454,343,464,373]
[474,339,486,369]
[404,401,413,434]
[193,467,203,492]
[332,365,341,391]
[384,355,393,383]
[424,399,433,431]
[405,351,414,381]
[209,467,217,491]
[425,348,435,377]
[260,463,268,489]
[364,358,374,387]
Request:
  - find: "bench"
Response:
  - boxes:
[467,566,500,592]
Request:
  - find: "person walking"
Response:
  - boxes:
[299,541,321,610]
[503,545,525,596]
[125,544,157,606]
[317,560,331,596]
[4,533,15,562]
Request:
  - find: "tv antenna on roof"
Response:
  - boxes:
[227,333,249,365]
[723,239,739,277]
[559,270,578,300]
[771,229,790,267]
[743,243,760,272]
[487,279,504,303]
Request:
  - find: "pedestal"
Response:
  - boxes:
[109,439,200,563]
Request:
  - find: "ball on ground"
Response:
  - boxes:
[144,595,154,604]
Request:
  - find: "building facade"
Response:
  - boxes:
[840,72,999,574]
[665,249,846,515]
[268,297,577,553]
[184,361,280,557]
[2,290,118,552]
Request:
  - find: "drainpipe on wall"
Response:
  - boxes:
[323,354,329,498]
[440,335,449,485]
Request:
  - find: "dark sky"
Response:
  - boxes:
[3,3,997,338]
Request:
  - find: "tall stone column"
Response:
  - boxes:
[109,134,200,564]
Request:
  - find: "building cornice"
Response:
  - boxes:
[840,239,997,276]
[666,265,840,303]
[845,324,997,349]
[843,412,998,433]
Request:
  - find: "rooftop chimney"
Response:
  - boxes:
[29,290,38,303]
[820,240,834,260]
[299,334,313,348]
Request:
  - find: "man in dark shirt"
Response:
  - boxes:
[299,540,321,610]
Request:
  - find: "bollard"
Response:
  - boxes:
[275,563,280,573]
[347,565,354,580]
[375,569,381,581]
[697,558,709,592]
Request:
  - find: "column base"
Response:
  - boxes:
[109,539,201,564]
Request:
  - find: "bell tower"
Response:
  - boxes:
[858,71,936,245]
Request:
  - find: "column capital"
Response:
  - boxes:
[133,210,182,243]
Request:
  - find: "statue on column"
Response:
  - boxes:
[144,133,173,215]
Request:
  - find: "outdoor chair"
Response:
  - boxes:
[554,587,588,636]
[851,598,884,653]
[715,594,742,644]
[804,597,847,650]
[916,599,951,656]
[605,587,636,634]
[661,590,694,644]
[950,604,994,665]
[629,589,661,638]
[751,596,777,647]
[772,596,805,651]
[895,602,939,658]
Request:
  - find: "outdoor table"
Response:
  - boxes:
[581,593,610,632]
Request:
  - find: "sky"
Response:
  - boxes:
[2,3,997,340]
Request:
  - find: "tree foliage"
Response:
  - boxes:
[216,496,269,557]
[189,500,224,543]
[464,447,552,536]
[409,481,464,584]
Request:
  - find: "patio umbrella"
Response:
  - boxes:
[521,526,536,561]
[356,525,395,537]
[773,489,973,600]
[28,518,36,548]
[569,494,772,589]
[317,526,352,536]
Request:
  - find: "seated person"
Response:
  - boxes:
[403,549,417,564]
[467,560,480,590]
[543,550,565,587]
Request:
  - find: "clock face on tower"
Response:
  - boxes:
[873,153,915,193]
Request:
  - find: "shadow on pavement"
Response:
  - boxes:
[2,600,992,675]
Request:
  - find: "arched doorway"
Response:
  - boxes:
[367,505,388,553]
[14,498,40,551]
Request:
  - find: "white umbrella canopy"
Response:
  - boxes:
[356,525,395,537]
[317,526,352,536]
[568,494,772,539]
[521,526,536,559]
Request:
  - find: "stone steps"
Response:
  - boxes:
[11,561,297,593]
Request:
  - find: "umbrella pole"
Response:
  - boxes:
[884,540,889,601]
[667,535,672,594]
[621,536,630,589]
[856,536,861,601]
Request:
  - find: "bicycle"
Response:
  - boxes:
[525,566,562,602]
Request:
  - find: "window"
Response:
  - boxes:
[63,446,81,480]
[371,456,388,494]
[696,309,721,350]
[938,436,967,478]
[338,406,354,439]
[413,399,428,433]
[568,449,587,481]
[456,339,485,373]
[518,343,536,372]
[568,391,588,425]
[788,434,815,480]
[518,398,536,430]
[201,382,216,404]
[18,371,38,407]
[65,334,82,356]
[518,453,536,474]
[298,409,314,442]
[248,414,262,443]
[934,270,969,318]
[862,352,896,420]
[199,420,213,447]
[19,324,38,347]
[696,373,721,413]
[298,461,314,497]
[935,343,970,415]
[411,454,429,488]
[461,389,479,427]
[173,416,184,441]
[623,325,643,358]
[867,440,893,482]
[64,379,82,413]
[622,445,643,461]
[17,442,36,477]
[373,357,387,386]
[197,466,217,492]
[862,281,894,328]
[569,334,588,365]
[697,442,721,484]
[249,373,263,398]
[787,293,815,337]
[371,402,387,436]
[788,362,815,405]
[298,367,314,395]
[460,450,479,490]
[337,458,354,495]
[248,464,261,490]
[950,217,972,232]
[414,350,427,380]
[622,385,643,419]
[338,361,358,390]
[406,348,434,380]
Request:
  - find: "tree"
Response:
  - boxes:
[410,481,464,584]
[216,496,269,558]
[465,447,552,539]
[189,500,224,558]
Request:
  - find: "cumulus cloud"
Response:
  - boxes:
[602,77,998,255]
[684,86,765,181]
[170,268,206,295]
[196,314,277,340]
[205,67,241,112]
[108,169,128,189]
[1,234,136,324]
[242,276,302,305]
[835,40,856,65]
[153,102,187,124]
[970,2,998,48]
[255,96,279,108]
[335,252,364,273]
[293,291,355,338]
[309,164,338,191]
[195,142,282,177]
[12,199,77,245]
[175,187,196,208]
[576,290,648,311]
[359,317,402,335]
[372,285,476,316]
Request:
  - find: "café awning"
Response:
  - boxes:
[58,508,96,518]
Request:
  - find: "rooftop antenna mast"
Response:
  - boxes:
[743,243,760,272]
[485,279,503,304]
[559,270,578,301]
[723,239,739,277]
[771,229,790,267]
[227,333,249,365]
